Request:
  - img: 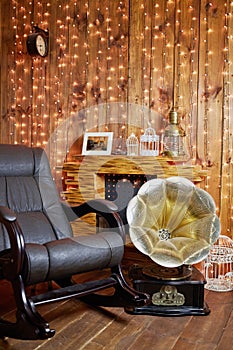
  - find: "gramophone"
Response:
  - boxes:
[125,176,220,316]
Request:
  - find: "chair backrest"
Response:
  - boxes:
[0,144,73,250]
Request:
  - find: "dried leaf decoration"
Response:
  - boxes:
[127,177,220,268]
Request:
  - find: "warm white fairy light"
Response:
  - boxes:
[222,0,233,233]
[188,2,199,162]
[174,0,182,111]
[4,0,233,234]
[202,2,213,191]
[159,0,172,117]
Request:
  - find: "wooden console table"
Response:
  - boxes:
[62,155,206,205]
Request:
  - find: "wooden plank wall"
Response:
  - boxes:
[0,0,232,237]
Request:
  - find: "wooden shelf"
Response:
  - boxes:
[62,155,207,205]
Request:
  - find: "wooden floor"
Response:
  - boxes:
[0,247,232,350]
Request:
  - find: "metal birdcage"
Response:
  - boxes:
[140,126,159,156]
[126,133,139,156]
[205,235,233,292]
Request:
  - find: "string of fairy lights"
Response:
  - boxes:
[223,0,232,234]
[203,1,211,191]
[173,0,181,111]
[9,0,50,146]
[4,0,233,232]
[160,0,170,117]
[188,2,198,163]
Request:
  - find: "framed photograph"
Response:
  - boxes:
[82,132,113,155]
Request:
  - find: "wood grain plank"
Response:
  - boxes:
[128,0,144,112]
[179,0,200,162]
[202,0,225,215]
[217,307,233,350]
[0,0,11,143]
[196,1,224,216]
[172,291,233,350]
[86,310,153,350]
[219,0,233,235]
[5,300,88,350]
[126,316,192,350]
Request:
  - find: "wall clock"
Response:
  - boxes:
[27,26,49,57]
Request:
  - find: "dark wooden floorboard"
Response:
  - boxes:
[0,246,232,350]
[172,291,232,349]
[217,307,233,350]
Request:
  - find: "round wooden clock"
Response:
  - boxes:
[27,28,49,57]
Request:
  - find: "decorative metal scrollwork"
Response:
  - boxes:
[152,285,185,306]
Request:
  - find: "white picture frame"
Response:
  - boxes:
[82,132,113,155]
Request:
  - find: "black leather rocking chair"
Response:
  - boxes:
[0,144,148,340]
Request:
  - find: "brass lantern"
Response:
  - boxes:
[162,110,189,159]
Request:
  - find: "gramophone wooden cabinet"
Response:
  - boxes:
[123,244,210,317]
[126,264,209,316]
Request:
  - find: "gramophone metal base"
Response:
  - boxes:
[125,264,210,316]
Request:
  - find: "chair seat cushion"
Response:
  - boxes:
[23,232,124,285]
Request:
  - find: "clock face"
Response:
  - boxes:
[36,34,47,57]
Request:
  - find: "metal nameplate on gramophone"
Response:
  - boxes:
[125,176,221,316]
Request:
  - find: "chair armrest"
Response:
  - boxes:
[0,206,25,278]
[73,199,118,215]
[0,206,17,222]
[67,199,125,240]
